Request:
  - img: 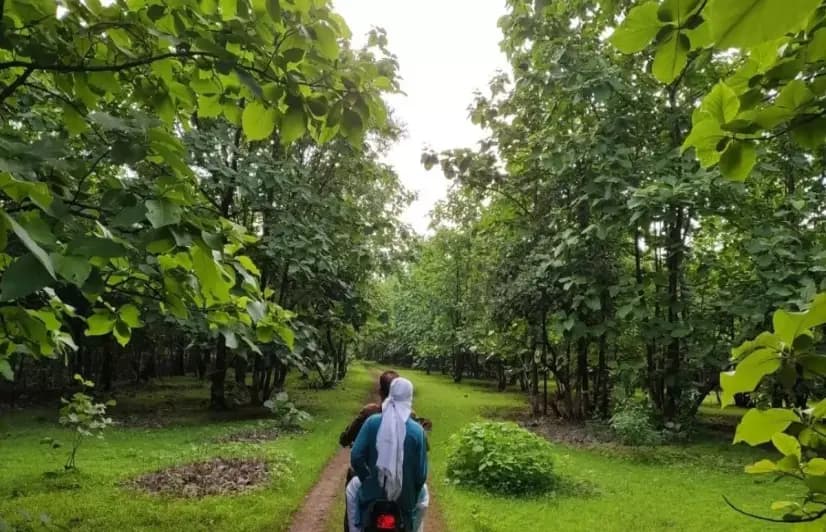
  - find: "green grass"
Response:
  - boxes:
[407,370,797,532]
[0,364,373,531]
[1,366,802,531]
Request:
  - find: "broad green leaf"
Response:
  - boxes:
[720,348,781,406]
[804,458,826,475]
[86,312,116,336]
[610,2,662,54]
[734,408,799,445]
[773,308,806,345]
[732,332,782,359]
[246,301,266,322]
[68,236,127,258]
[280,107,306,144]
[2,211,55,278]
[807,28,826,63]
[118,304,142,328]
[197,95,223,118]
[224,331,239,349]
[657,0,702,24]
[681,119,727,167]
[772,432,801,458]
[744,459,777,474]
[719,140,756,181]
[0,358,12,380]
[314,23,339,60]
[801,293,826,330]
[706,0,820,49]
[791,116,826,150]
[0,254,53,301]
[755,81,814,129]
[698,82,740,125]
[242,101,276,141]
[145,199,182,228]
[652,31,689,84]
[53,255,92,287]
[113,320,131,347]
[276,323,295,350]
[220,0,237,19]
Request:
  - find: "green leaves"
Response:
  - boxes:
[145,199,182,229]
[3,211,55,278]
[705,0,819,49]
[720,349,781,406]
[772,432,801,459]
[280,108,307,144]
[610,2,661,53]
[719,140,756,181]
[734,408,799,446]
[652,31,689,84]
[0,254,53,301]
[242,101,277,141]
[86,311,116,336]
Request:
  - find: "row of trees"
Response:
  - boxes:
[0,0,410,407]
[362,0,826,425]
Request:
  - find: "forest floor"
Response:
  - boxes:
[0,364,797,531]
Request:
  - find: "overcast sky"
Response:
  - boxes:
[334,0,510,233]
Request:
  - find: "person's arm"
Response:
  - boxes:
[339,404,376,447]
[415,428,428,493]
[351,415,375,482]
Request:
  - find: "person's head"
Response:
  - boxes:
[379,370,399,401]
[388,377,413,405]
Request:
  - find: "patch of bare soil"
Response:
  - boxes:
[131,457,269,498]
[214,425,303,444]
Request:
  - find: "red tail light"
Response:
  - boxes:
[375,513,397,530]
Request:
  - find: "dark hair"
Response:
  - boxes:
[379,370,399,400]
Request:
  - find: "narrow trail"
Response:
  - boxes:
[287,373,446,532]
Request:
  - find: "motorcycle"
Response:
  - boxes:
[363,499,405,532]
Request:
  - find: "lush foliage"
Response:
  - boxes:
[608,0,826,524]
[609,401,662,447]
[0,0,409,408]
[264,391,310,428]
[446,421,557,495]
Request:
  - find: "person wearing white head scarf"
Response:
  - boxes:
[349,377,428,531]
[376,377,413,501]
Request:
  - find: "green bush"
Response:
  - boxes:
[446,421,556,495]
[609,402,662,446]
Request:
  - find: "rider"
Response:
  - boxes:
[349,377,428,532]
[340,371,432,450]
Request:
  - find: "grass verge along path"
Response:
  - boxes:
[0,365,372,531]
[409,370,791,532]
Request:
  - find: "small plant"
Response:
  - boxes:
[263,392,310,429]
[56,374,114,470]
[609,401,662,446]
[446,421,556,495]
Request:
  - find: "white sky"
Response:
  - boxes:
[334,0,510,233]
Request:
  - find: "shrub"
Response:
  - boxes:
[446,421,556,495]
[608,402,662,446]
[264,392,310,428]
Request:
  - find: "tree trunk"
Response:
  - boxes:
[210,340,228,410]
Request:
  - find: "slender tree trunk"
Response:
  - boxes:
[210,340,228,410]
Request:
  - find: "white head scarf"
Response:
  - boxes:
[376,377,413,501]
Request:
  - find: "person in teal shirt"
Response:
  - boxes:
[349,377,428,531]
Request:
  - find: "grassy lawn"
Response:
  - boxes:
[407,370,796,532]
[0,364,373,531]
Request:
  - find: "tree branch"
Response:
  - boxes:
[0,66,34,104]
[723,496,826,523]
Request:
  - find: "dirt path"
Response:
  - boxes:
[287,374,446,532]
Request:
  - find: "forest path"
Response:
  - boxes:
[287,371,446,532]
